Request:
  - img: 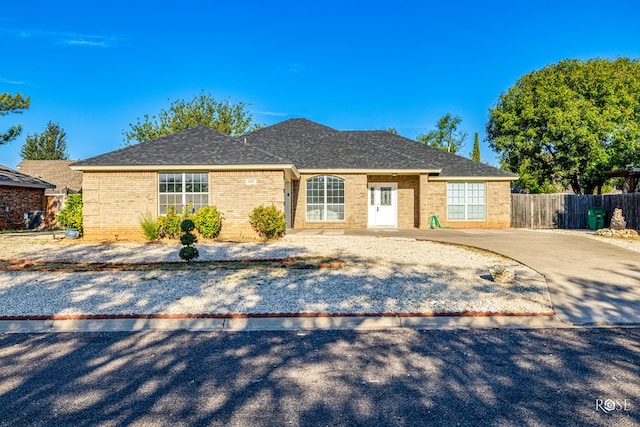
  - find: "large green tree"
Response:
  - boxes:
[487,58,640,194]
[417,113,467,154]
[0,92,30,144]
[123,92,262,144]
[20,121,69,160]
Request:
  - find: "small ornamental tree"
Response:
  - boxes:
[249,205,286,240]
[179,219,199,263]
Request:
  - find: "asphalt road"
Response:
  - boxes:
[1,328,639,426]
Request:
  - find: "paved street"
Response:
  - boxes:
[1,328,639,426]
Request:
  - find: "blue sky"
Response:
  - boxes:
[2,0,639,169]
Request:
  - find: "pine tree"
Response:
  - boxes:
[0,92,30,144]
[20,121,70,160]
[471,132,481,162]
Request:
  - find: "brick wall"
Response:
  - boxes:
[82,170,512,239]
[83,171,157,239]
[83,170,286,240]
[422,180,511,229]
[0,185,46,230]
[211,170,285,238]
[292,174,421,229]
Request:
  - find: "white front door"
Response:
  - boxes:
[368,183,398,227]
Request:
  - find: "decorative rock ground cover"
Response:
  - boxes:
[0,233,554,318]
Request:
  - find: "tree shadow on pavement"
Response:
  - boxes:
[0,328,639,426]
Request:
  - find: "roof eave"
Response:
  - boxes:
[297,168,442,175]
[71,163,301,179]
[0,181,55,189]
[428,175,519,181]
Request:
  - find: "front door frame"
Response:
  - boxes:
[284,180,292,229]
[368,182,398,227]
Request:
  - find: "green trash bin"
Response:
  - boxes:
[587,208,606,230]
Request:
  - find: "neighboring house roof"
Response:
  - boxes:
[70,118,517,179]
[0,164,55,190]
[17,160,83,195]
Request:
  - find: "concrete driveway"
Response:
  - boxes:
[340,228,640,325]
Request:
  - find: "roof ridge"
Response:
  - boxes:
[240,117,342,138]
[343,130,440,170]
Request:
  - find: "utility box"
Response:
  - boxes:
[24,210,44,229]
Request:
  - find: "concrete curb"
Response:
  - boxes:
[0,313,570,333]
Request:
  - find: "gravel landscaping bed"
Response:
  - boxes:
[0,233,553,317]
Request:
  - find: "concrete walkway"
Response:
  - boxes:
[340,228,640,325]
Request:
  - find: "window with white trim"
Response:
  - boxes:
[306,176,345,221]
[158,172,209,215]
[447,182,485,220]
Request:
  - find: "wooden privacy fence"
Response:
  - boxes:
[511,193,640,230]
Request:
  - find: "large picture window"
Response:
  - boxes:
[306,176,345,221]
[447,182,485,220]
[159,172,209,215]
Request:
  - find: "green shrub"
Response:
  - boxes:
[194,206,223,238]
[57,194,83,235]
[139,212,159,240]
[249,205,286,240]
[157,205,182,239]
[179,219,199,262]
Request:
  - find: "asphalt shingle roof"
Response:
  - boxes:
[343,130,516,177]
[72,119,516,178]
[242,119,440,170]
[17,160,83,194]
[72,126,288,167]
[0,164,55,189]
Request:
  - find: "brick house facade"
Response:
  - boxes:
[0,165,54,230]
[72,119,517,240]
